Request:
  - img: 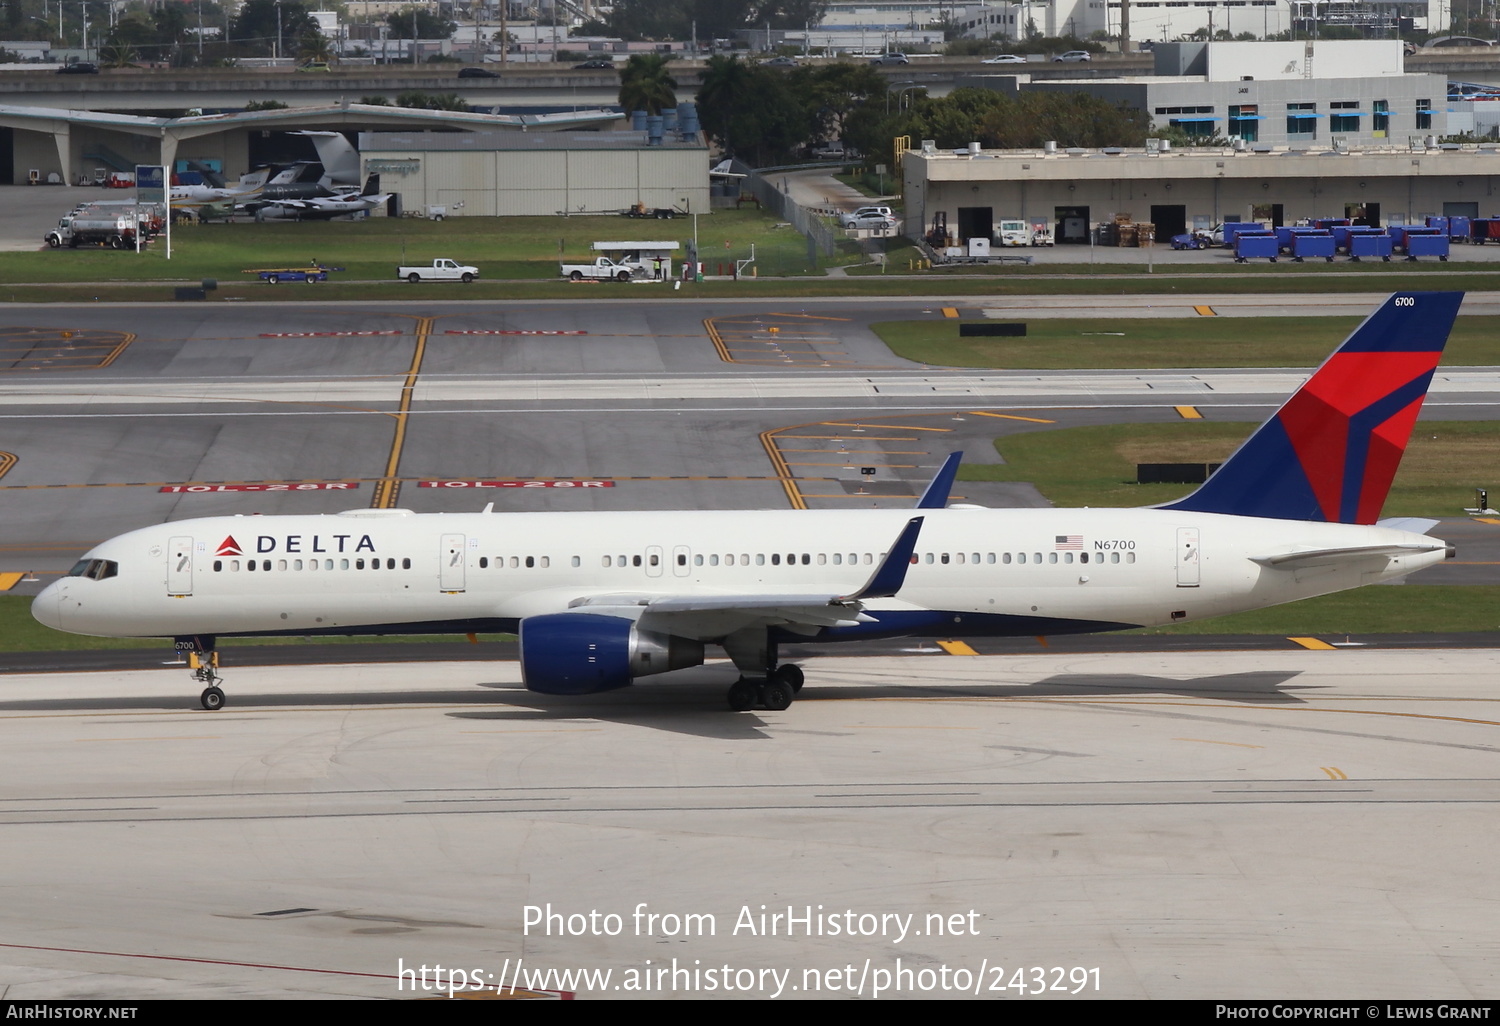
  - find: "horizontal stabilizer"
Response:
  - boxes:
[1251,541,1448,569]
[1376,517,1440,535]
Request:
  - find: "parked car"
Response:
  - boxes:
[1053,50,1092,62]
[981,54,1027,64]
[762,55,799,67]
[839,205,897,229]
[458,66,500,78]
[869,53,909,65]
[572,59,614,70]
[296,61,332,72]
[56,61,99,74]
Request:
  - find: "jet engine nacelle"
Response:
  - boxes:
[518,613,705,695]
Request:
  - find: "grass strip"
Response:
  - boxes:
[874,315,1500,369]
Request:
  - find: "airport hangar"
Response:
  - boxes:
[913,38,1480,243]
[0,102,711,216]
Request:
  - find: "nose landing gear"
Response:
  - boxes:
[177,636,225,710]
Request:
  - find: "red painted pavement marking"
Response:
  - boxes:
[258,331,404,337]
[161,483,358,493]
[418,480,614,489]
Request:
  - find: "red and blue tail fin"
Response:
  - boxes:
[1162,291,1462,524]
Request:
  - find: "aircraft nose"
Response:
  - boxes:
[30,581,64,631]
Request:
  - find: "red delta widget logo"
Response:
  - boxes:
[216,534,376,556]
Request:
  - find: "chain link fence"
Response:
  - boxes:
[744,171,838,263]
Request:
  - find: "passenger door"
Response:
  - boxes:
[168,536,193,596]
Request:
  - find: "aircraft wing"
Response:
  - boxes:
[570,594,874,633]
[556,517,925,637]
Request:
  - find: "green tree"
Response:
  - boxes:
[232,0,317,57]
[618,53,678,115]
[696,55,812,164]
[797,61,888,145]
[298,30,334,63]
[394,91,470,111]
[608,1,829,42]
[386,6,457,39]
[98,43,138,68]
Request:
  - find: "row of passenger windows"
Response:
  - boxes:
[484,551,1138,569]
[207,551,1138,574]
[213,558,412,572]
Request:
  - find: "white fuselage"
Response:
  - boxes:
[31,506,1447,643]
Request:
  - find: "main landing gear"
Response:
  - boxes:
[722,628,803,711]
[177,636,225,710]
[726,663,804,712]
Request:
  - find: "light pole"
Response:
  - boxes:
[274,0,282,61]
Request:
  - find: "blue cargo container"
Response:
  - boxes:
[1219,222,1263,247]
[1448,216,1471,241]
[1348,234,1394,261]
[1233,232,1279,262]
[1390,225,1441,252]
[1333,225,1385,252]
[1275,226,1328,252]
[1290,233,1335,262]
[1405,234,1450,261]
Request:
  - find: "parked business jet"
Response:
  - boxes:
[251,173,390,221]
[32,292,1463,712]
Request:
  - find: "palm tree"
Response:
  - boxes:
[618,53,677,116]
[695,55,754,156]
[298,31,335,65]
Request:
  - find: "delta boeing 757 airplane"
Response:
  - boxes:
[32,292,1463,712]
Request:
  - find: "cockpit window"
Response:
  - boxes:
[66,559,118,581]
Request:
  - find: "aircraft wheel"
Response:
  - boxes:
[761,681,794,712]
[200,686,226,711]
[407,273,420,283]
[727,678,756,712]
[774,663,804,693]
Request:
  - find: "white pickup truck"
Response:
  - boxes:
[397,258,479,283]
[561,256,643,282]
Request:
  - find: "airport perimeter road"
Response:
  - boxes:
[1,648,1497,999]
[1,297,1499,586]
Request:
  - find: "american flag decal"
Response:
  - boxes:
[1054,535,1082,550]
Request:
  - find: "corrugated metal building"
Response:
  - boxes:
[357,129,711,216]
